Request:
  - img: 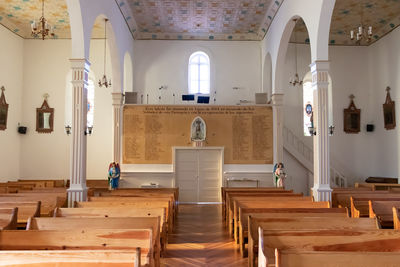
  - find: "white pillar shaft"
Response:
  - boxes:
[272,94,284,164]
[112,92,123,163]
[68,58,90,207]
[311,61,332,202]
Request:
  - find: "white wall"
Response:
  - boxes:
[5,37,114,181]
[0,26,24,180]
[132,40,261,105]
[282,26,400,187]
[367,26,400,179]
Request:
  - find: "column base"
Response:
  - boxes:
[312,184,332,203]
[67,186,88,207]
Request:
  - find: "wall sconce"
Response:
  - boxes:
[308,126,316,136]
[329,125,335,136]
[85,126,93,136]
[65,125,71,135]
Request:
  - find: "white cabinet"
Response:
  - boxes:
[174,147,223,203]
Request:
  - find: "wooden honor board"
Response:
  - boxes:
[123,105,273,164]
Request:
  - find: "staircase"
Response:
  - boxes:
[283,126,349,188]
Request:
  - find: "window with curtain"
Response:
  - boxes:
[188,51,210,95]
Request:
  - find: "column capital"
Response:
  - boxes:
[69,58,91,69]
[310,60,330,73]
[271,93,284,106]
[310,61,330,86]
[112,92,124,106]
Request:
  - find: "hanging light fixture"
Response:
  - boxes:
[350,1,373,45]
[99,19,111,88]
[289,19,303,87]
[31,0,55,40]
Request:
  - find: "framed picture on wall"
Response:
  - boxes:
[383,86,396,130]
[343,94,360,134]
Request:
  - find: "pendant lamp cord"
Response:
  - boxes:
[104,19,107,75]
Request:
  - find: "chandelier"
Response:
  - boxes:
[99,19,111,88]
[350,2,372,45]
[289,19,303,87]
[31,0,55,40]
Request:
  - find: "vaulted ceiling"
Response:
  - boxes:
[0,0,399,45]
[117,0,283,41]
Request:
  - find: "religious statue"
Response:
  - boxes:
[273,163,286,188]
[108,162,120,190]
[191,116,206,141]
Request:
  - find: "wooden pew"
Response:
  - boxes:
[393,207,400,230]
[351,196,400,218]
[226,194,309,231]
[368,200,400,228]
[260,248,400,267]
[356,182,400,191]
[254,228,400,267]
[0,229,153,267]
[87,196,174,231]
[230,197,319,239]
[75,200,173,233]
[221,188,293,219]
[0,202,40,227]
[89,195,175,222]
[104,190,178,219]
[0,192,67,216]
[0,249,142,267]
[249,217,377,267]
[27,217,161,266]
[225,192,303,225]
[54,206,168,250]
[0,208,18,230]
[237,207,347,257]
[332,191,399,209]
[18,179,65,188]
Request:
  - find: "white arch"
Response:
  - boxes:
[261,0,336,94]
[123,52,133,93]
[76,0,135,93]
[66,0,86,59]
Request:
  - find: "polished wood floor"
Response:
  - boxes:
[161,204,247,267]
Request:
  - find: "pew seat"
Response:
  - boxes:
[0,202,40,227]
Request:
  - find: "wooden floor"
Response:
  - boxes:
[161,204,248,267]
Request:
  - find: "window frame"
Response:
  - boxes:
[188,51,211,95]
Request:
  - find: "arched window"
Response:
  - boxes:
[188,51,210,95]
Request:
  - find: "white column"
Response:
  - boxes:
[272,93,284,164]
[112,92,124,163]
[67,58,90,207]
[311,61,332,202]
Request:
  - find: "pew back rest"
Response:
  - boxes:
[0,249,142,267]
[369,200,400,218]
[54,207,167,232]
[0,202,41,223]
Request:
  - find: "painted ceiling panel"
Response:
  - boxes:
[292,0,400,46]
[0,0,104,39]
[0,0,398,45]
[117,0,282,41]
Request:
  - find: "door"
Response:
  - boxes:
[175,148,222,203]
[198,149,221,202]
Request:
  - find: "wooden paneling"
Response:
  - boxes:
[123,105,273,164]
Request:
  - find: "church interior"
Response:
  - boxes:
[0,0,400,266]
